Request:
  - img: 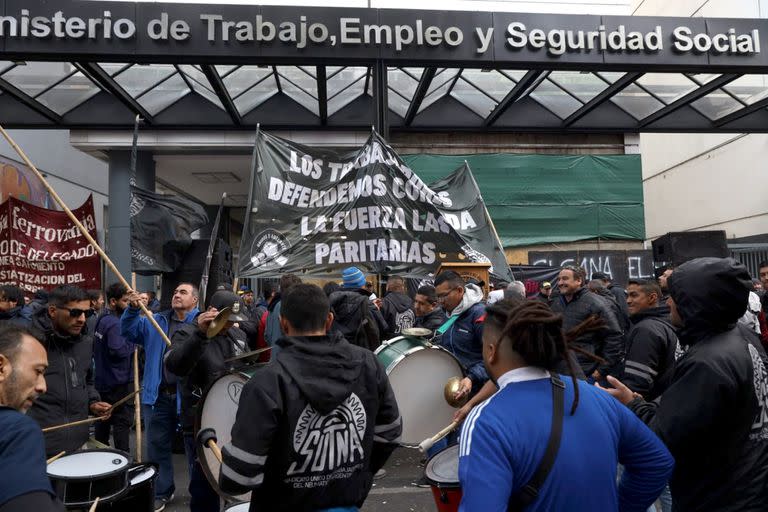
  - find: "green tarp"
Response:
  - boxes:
[402,154,644,248]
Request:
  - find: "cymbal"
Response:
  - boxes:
[223,346,272,364]
[402,327,432,338]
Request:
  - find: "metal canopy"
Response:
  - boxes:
[2,2,768,132]
[3,59,768,133]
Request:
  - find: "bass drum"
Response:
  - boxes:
[195,365,264,501]
[375,336,464,447]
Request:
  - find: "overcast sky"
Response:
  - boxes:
[96,0,632,15]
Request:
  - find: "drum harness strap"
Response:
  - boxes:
[508,374,566,512]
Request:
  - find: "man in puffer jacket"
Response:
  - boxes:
[603,258,768,511]
[433,271,488,400]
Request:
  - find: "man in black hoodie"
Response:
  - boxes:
[413,285,447,332]
[27,286,111,457]
[622,279,678,401]
[603,258,768,511]
[378,276,415,339]
[219,284,402,511]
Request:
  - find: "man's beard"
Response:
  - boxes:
[4,372,37,413]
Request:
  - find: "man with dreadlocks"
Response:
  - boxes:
[458,300,673,511]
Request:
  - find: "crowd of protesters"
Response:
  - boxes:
[0,258,767,511]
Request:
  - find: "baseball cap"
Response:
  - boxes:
[208,290,249,322]
[541,281,551,288]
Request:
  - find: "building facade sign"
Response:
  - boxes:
[0,1,767,69]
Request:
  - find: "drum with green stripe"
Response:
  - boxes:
[375,336,464,447]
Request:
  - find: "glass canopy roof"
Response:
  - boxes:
[0,60,766,132]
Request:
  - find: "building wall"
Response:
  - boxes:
[0,130,109,244]
[632,0,768,242]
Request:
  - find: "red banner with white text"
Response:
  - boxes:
[0,195,100,292]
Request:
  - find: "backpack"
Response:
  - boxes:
[331,293,381,351]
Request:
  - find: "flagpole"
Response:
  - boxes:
[131,273,142,462]
[0,124,172,348]
[235,124,260,291]
[464,160,510,279]
[200,193,227,306]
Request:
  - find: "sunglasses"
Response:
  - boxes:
[57,306,95,318]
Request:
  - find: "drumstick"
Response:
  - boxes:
[46,451,66,464]
[206,439,224,464]
[42,416,107,433]
[89,497,100,512]
[108,388,143,411]
[418,421,459,453]
[223,346,272,363]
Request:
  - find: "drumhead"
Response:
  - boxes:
[384,344,463,446]
[47,450,130,478]
[224,503,251,511]
[425,444,460,486]
[129,465,157,485]
[196,371,254,501]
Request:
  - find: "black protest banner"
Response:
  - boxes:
[238,131,485,278]
[130,186,209,274]
[528,250,655,286]
[429,163,513,282]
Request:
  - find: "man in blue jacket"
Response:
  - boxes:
[93,282,135,452]
[121,282,199,512]
[433,271,488,401]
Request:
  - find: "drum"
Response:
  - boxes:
[425,445,462,512]
[103,463,157,511]
[196,365,264,500]
[375,336,464,446]
[47,449,131,509]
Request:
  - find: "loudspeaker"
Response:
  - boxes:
[160,239,234,309]
[651,231,728,266]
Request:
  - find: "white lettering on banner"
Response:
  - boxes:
[314,239,436,265]
[300,206,406,235]
[267,175,388,208]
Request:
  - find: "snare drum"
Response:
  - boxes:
[103,463,157,512]
[425,444,462,512]
[196,365,264,500]
[375,336,464,446]
[47,449,131,509]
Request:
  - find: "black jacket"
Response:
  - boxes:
[628,257,768,511]
[329,290,383,350]
[219,334,401,511]
[415,307,447,332]
[622,306,678,401]
[164,322,248,431]
[608,284,631,332]
[27,309,100,456]
[591,288,625,333]
[379,291,415,339]
[551,287,625,377]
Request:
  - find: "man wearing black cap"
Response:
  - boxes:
[165,290,250,512]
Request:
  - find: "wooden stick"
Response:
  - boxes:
[46,451,66,464]
[108,388,143,411]
[0,124,171,347]
[133,348,142,463]
[89,497,100,512]
[43,416,107,433]
[418,421,459,453]
[206,439,223,464]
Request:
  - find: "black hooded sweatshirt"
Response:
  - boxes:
[27,308,100,457]
[628,257,768,511]
[622,306,678,401]
[219,333,401,511]
[379,291,415,339]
